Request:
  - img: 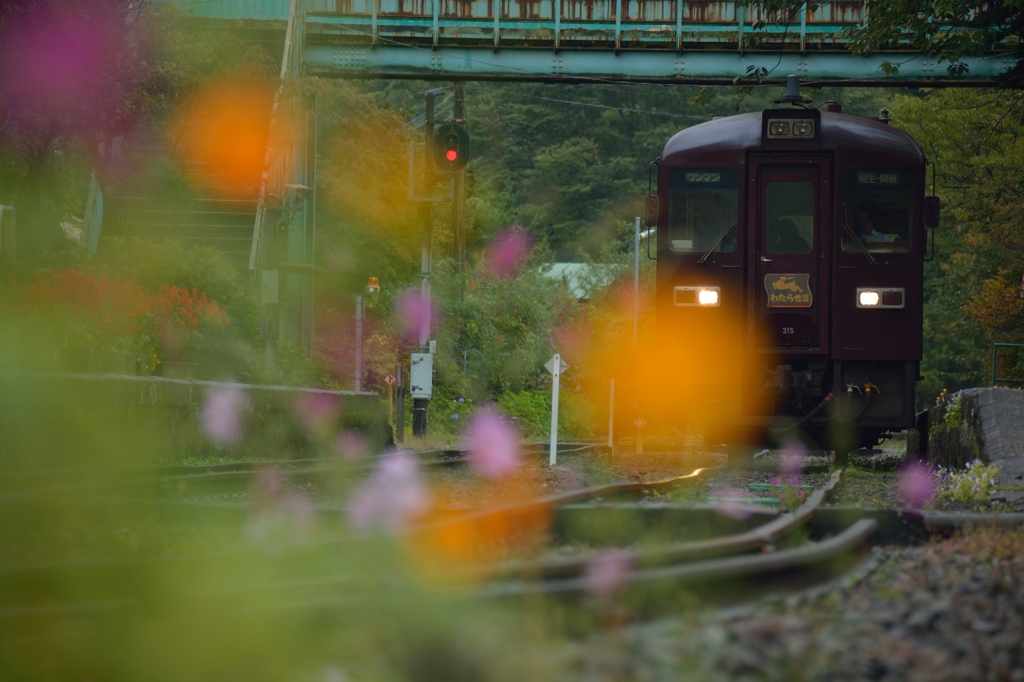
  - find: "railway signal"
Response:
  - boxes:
[433,122,470,172]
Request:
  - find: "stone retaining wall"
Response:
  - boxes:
[0,370,390,466]
[927,387,1024,502]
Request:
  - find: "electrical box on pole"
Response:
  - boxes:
[410,353,434,399]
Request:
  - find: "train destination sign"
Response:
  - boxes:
[857,172,900,185]
[764,274,813,308]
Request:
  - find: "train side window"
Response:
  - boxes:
[841,170,912,253]
[764,181,814,254]
[667,169,738,253]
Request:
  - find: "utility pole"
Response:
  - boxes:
[354,294,363,392]
[412,88,444,437]
[451,83,467,266]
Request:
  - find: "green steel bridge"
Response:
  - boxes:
[173,0,1014,84]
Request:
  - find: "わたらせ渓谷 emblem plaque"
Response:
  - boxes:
[764,274,812,308]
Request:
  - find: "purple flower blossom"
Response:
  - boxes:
[0,8,112,112]
[200,384,245,445]
[585,550,633,598]
[294,391,339,435]
[486,230,532,277]
[347,452,431,534]
[710,485,753,520]
[465,408,521,479]
[895,460,938,509]
[332,430,368,460]
[778,439,808,476]
[396,289,435,342]
[246,469,316,542]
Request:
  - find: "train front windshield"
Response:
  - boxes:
[841,170,913,253]
[667,169,739,253]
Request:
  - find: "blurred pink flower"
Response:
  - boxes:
[778,439,808,476]
[895,460,938,509]
[333,430,369,460]
[585,550,633,598]
[396,290,434,342]
[710,485,753,520]
[0,10,110,111]
[466,409,521,479]
[201,384,245,445]
[486,230,532,277]
[295,391,339,435]
[246,469,316,542]
[348,452,431,533]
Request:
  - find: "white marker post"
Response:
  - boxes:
[608,378,615,455]
[545,353,568,466]
[635,416,647,455]
[633,216,641,346]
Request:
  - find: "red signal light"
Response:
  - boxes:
[445,148,458,162]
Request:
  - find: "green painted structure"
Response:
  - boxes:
[171,0,1015,84]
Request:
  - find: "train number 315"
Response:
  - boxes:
[782,327,795,335]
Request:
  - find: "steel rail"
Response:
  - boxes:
[481,517,879,597]
[418,465,720,538]
[470,467,844,580]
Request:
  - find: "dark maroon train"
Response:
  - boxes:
[648,84,939,460]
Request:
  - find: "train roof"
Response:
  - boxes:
[661,110,925,166]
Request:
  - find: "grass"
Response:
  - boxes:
[828,465,897,508]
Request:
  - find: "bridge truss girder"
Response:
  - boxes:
[304,43,1015,85]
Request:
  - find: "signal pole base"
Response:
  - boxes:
[413,398,428,437]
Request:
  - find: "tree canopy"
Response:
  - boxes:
[755,0,1024,86]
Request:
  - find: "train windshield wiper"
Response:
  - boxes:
[842,216,877,265]
[697,222,736,264]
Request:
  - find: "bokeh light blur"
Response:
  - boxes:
[171,79,276,198]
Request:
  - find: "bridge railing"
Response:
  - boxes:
[306,0,865,50]
[249,0,306,295]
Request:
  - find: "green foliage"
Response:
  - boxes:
[431,256,578,399]
[943,393,964,428]
[893,89,1024,402]
[751,1,1024,87]
[498,390,591,440]
[940,459,1001,504]
[498,390,551,438]
[426,395,475,437]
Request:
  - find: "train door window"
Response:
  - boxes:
[764,181,814,254]
[667,169,738,253]
[841,170,912,253]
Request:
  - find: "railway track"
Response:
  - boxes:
[2,453,1024,649]
[0,441,608,500]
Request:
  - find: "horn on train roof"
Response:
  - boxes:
[775,74,811,105]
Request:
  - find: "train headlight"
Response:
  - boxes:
[792,121,814,137]
[674,286,721,307]
[858,290,880,307]
[856,288,905,309]
[766,118,816,140]
[698,288,720,306]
